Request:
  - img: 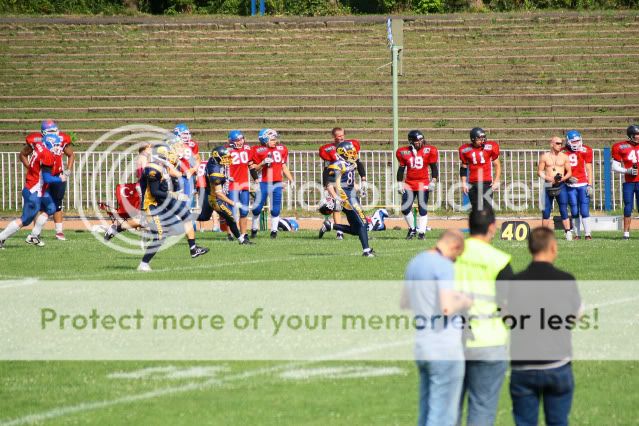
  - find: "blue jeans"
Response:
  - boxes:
[510,363,574,426]
[417,360,464,426]
[542,184,568,220]
[460,360,508,426]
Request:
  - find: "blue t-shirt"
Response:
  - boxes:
[405,251,464,361]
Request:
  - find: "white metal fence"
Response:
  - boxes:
[0,149,624,213]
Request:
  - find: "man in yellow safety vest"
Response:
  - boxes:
[455,207,514,426]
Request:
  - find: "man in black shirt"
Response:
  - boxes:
[508,227,582,426]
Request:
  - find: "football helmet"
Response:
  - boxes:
[211,145,232,166]
[42,134,62,151]
[258,128,278,146]
[470,127,486,146]
[41,119,59,136]
[336,141,358,163]
[627,125,639,143]
[228,130,245,148]
[566,130,583,151]
[173,123,191,143]
[408,130,425,149]
[319,197,336,215]
[153,145,178,166]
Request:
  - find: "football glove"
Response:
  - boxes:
[626,167,638,176]
[263,157,274,165]
[63,170,71,177]
[359,181,368,198]
[567,176,579,184]
[169,191,190,202]
[428,180,437,191]
[397,186,405,195]
[334,198,343,212]
[587,185,594,197]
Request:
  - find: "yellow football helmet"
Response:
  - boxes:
[336,141,358,163]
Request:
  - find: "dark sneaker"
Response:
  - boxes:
[190,246,209,258]
[270,231,277,239]
[104,224,119,241]
[363,249,376,258]
[227,234,235,242]
[417,233,425,240]
[406,228,417,240]
[623,235,630,240]
[573,235,581,241]
[240,236,254,245]
[0,240,5,250]
[25,234,45,247]
[250,229,258,238]
[319,220,332,239]
[585,235,592,240]
[336,231,343,240]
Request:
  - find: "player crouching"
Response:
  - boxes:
[137,145,209,272]
[318,141,375,257]
[197,146,252,245]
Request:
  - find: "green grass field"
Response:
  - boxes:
[1,228,638,425]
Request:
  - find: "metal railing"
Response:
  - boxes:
[0,149,625,213]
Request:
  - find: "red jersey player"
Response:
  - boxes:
[459,127,501,211]
[396,130,439,240]
[318,127,366,240]
[21,120,74,241]
[562,130,594,240]
[0,139,66,249]
[227,130,257,242]
[612,125,639,239]
[249,128,294,239]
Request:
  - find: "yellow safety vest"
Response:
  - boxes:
[454,237,511,348]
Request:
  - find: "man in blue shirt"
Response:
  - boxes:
[402,230,473,426]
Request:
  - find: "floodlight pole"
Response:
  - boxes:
[391,44,401,208]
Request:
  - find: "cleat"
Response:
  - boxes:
[319,220,332,239]
[623,236,630,240]
[25,234,45,247]
[406,228,417,240]
[227,234,235,242]
[240,237,254,245]
[270,231,277,239]
[250,229,258,238]
[190,246,209,258]
[417,233,425,240]
[104,224,119,241]
[137,262,152,272]
[573,235,581,241]
[363,249,376,258]
[0,239,5,250]
[585,235,592,240]
[336,231,343,240]
[55,232,66,241]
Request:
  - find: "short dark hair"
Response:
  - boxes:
[331,127,344,136]
[528,227,555,255]
[469,207,495,236]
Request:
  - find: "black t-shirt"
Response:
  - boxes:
[508,261,581,367]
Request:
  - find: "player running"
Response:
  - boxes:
[197,145,250,244]
[612,124,639,240]
[319,127,367,240]
[227,130,257,243]
[137,145,208,272]
[538,136,573,238]
[318,141,375,257]
[396,130,438,240]
[459,127,501,211]
[0,138,66,249]
[562,130,594,240]
[21,120,75,241]
[249,128,294,239]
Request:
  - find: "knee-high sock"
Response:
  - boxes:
[582,216,592,236]
[32,213,49,236]
[55,222,63,233]
[417,215,428,233]
[0,220,21,241]
[403,211,414,229]
[251,215,260,231]
[573,217,581,236]
[271,216,280,232]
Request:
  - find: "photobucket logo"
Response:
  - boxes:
[77,124,184,255]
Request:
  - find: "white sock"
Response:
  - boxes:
[271,216,280,232]
[403,211,415,229]
[55,222,63,233]
[573,217,580,237]
[238,234,245,243]
[624,231,630,238]
[251,215,260,231]
[582,217,591,236]
[0,220,21,241]
[32,213,49,236]
[417,215,428,233]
